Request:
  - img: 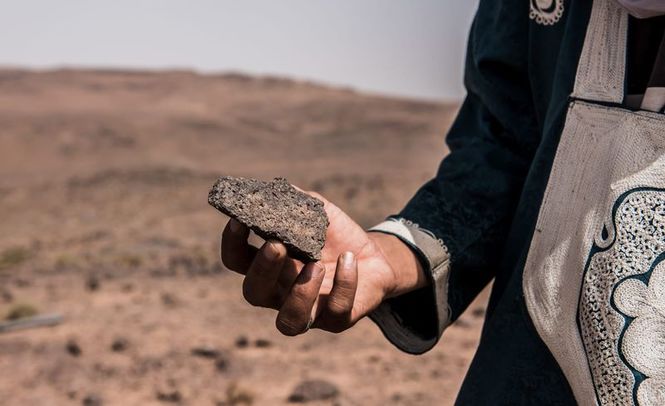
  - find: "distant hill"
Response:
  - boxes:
[0,68,457,231]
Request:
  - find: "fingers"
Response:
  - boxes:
[276,262,326,336]
[242,240,287,308]
[221,219,257,274]
[315,252,358,332]
[326,252,358,318]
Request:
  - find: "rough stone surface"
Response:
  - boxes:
[208,176,328,262]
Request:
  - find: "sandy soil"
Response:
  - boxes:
[0,69,486,405]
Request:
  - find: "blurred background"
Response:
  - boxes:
[0,1,485,405]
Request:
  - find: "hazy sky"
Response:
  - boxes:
[0,1,478,101]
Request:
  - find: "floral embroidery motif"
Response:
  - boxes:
[578,189,665,405]
[530,0,564,25]
[614,263,665,406]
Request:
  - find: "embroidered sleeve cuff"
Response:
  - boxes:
[367,217,452,354]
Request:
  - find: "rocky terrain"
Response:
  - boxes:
[0,69,486,405]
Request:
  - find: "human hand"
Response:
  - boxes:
[220,189,426,336]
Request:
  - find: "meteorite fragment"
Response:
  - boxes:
[208,176,328,262]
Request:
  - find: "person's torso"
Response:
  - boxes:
[458,1,665,405]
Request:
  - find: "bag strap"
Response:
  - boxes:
[571,0,629,104]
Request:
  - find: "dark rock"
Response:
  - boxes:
[214,357,229,373]
[254,338,272,348]
[367,355,380,363]
[287,379,339,403]
[234,335,249,348]
[1,288,13,303]
[168,254,209,276]
[82,394,103,406]
[66,339,82,357]
[111,337,129,352]
[86,274,100,291]
[190,345,220,359]
[156,389,182,403]
[160,292,179,307]
[14,278,31,288]
[208,176,329,262]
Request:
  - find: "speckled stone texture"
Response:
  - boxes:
[208,176,328,262]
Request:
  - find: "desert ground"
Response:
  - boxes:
[0,69,487,405]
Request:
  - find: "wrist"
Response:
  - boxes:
[367,231,428,298]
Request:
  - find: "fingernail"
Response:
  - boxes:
[303,262,325,281]
[229,219,242,233]
[262,241,279,261]
[342,251,355,268]
[313,262,325,276]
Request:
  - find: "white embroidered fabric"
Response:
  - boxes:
[580,190,665,405]
[571,0,628,104]
[523,0,665,404]
[530,0,565,25]
[615,262,665,406]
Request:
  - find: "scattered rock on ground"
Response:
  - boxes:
[82,393,103,406]
[190,345,220,359]
[168,254,211,277]
[14,278,31,287]
[367,355,381,363]
[160,292,179,307]
[254,338,271,348]
[86,274,100,291]
[208,176,329,262]
[66,339,82,357]
[287,379,339,403]
[215,357,229,373]
[0,288,13,303]
[156,388,182,403]
[235,336,249,349]
[110,337,129,352]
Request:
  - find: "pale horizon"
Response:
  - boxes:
[0,1,478,102]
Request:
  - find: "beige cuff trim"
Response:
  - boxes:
[368,218,452,353]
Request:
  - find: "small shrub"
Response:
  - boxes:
[0,247,30,270]
[54,254,81,270]
[5,303,38,320]
[218,382,253,406]
[117,254,143,269]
